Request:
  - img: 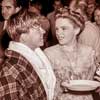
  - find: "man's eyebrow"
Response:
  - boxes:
[5,6,12,7]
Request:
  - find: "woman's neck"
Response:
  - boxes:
[60,39,78,52]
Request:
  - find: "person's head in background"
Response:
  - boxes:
[94,5,100,27]
[7,10,46,50]
[87,0,96,21]
[77,0,87,12]
[28,0,42,15]
[53,0,63,12]
[1,0,21,20]
[69,0,78,11]
[75,0,88,21]
[28,0,50,49]
[55,7,85,46]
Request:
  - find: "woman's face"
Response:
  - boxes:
[55,18,77,45]
[20,24,45,49]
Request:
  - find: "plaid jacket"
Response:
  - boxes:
[0,50,47,100]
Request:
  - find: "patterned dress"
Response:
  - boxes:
[44,44,97,100]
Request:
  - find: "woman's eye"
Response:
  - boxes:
[55,27,58,31]
[62,27,67,30]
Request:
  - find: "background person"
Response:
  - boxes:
[28,0,50,49]
[0,0,22,64]
[47,0,63,46]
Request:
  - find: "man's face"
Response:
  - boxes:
[1,0,17,20]
[94,9,100,25]
[87,4,95,16]
[28,5,39,15]
[20,25,46,49]
[54,1,62,11]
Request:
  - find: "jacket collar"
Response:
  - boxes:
[8,41,56,100]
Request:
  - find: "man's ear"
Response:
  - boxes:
[15,6,22,13]
[74,27,80,35]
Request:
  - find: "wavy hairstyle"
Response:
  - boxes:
[55,6,85,32]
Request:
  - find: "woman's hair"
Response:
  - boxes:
[55,6,85,32]
[6,9,46,41]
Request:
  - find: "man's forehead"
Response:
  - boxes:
[2,0,15,5]
[55,1,61,5]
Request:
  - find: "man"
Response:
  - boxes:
[0,0,22,64]
[94,6,100,28]
[93,7,100,97]
[28,0,42,15]
[1,0,22,32]
[87,0,96,21]
[77,1,100,64]
[78,19,100,62]
[28,0,50,49]
[0,10,49,99]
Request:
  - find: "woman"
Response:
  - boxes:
[1,10,56,100]
[44,7,97,100]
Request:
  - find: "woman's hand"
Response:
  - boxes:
[94,86,100,96]
[94,76,100,81]
[60,80,69,93]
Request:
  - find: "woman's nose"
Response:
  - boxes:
[56,28,62,35]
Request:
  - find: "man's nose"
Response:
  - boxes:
[40,27,46,34]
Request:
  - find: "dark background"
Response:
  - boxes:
[0,0,100,18]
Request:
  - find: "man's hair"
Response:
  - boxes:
[54,0,61,3]
[1,0,29,8]
[29,0,42,11]
[1,0,21,7]
[53,0,62,5]
[6,9,44,40]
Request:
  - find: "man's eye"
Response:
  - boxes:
[6,6,12,9]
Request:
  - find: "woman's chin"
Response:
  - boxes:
[59,40,65,45]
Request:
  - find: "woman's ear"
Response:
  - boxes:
[74,27,80,35]
[15,6,22,13]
